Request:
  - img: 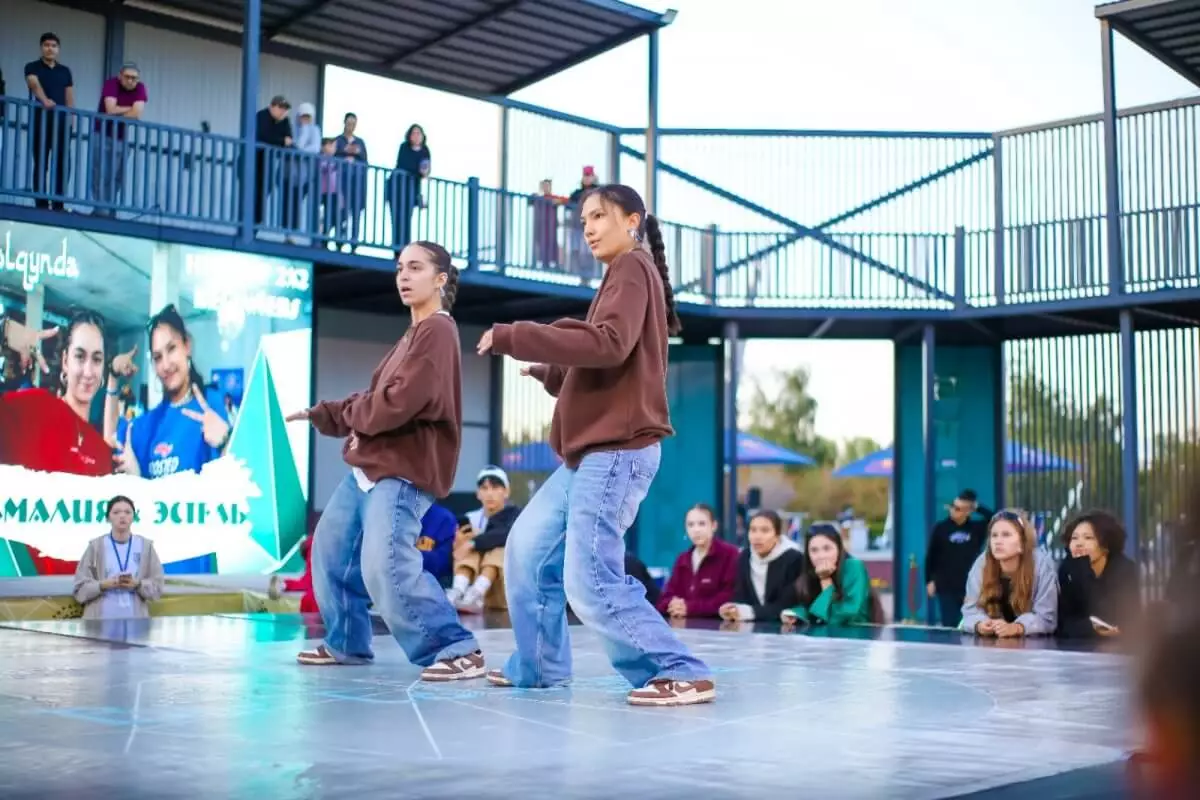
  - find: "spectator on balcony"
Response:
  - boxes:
[656,503,739,619]
[565,166,600,271]
[91,62,146,218]
[24,32,74,211]
[286,102,321,238]
[334,112,368,249]
[925,488,991,628]
[531,179,567,267]
[1056,510,1139,639]
[960,508,1058,638]
[254,95,293,228]
[317,137,341,247]
[390,123,430,248]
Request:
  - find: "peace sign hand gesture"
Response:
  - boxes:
[113,423,142,476]
[181,385,231,449]
[2,319,59,374]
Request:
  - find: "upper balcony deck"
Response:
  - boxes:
[1,0,1196,340]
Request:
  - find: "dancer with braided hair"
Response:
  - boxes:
[288,241,489,681]
[477,184,714,707]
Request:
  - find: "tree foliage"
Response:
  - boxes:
[743,366,838,468]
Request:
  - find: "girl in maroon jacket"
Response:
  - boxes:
[657,504,740,618]
[288,241,487,682]
[477,184,714,707]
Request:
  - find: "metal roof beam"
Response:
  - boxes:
[386,1,524,69]
[264,0,339,40]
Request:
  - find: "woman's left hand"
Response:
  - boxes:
[993,622,1025,638]
[182,385,231,449]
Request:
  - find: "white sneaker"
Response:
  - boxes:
[456,589,485,614]
[445,586,463,605]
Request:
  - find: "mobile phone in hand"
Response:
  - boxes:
[1090,615,1116,631]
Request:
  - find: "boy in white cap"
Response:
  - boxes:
[448,465,520,613]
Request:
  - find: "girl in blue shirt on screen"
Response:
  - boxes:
[112,304,231,574]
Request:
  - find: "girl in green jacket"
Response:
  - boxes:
[782,529,872,626]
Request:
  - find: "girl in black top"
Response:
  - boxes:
[1057,510,1139,638]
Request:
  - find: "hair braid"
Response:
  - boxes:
[643,214,682,335]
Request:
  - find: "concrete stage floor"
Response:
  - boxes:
[0,614,1134,800]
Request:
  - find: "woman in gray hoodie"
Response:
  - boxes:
[959,508,1058,637]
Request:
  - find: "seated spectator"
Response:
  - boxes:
[271,503,459,613]
[781,528,871,626]
[960,508,1058,638]
[416,502,457,584]
[1056,510,1139,638]
[72,495,165,619]
[719,510,804,622]
[448,465,520,613]
[656,503,738,619]
[624,551,660,607]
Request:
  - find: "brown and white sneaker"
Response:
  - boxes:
[296,644,339,665]
[419,650,487,682]
[485,669,514,687]
[627,679,716,707]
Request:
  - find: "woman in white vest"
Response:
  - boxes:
[72,495,165,619]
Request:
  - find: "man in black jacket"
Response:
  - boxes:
[925,489,992,628]
[449,465,520,613]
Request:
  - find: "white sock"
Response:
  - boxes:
[452,574,470,595]
[470,576,492,597]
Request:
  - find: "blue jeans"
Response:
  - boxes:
[311,472,480,666]
[500,443,711,688]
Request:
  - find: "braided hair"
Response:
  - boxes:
[585,184,682,335]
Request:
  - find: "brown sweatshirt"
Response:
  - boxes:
[308,311,462,498]
[491,248,673,468]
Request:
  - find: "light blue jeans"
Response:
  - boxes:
[500,443,711,688]
[311,472,480,666]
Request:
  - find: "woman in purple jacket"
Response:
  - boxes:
[656,504,739,619]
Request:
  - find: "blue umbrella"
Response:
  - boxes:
[735,431,815,466]
[832,441,1078,478]
[502,441,561,473]
[503,431,815,472]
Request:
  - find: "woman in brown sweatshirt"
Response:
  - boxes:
[288,241,487,682]
[477,184,715,707]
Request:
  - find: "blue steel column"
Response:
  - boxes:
[645,30,659,214]
[239,0,262,246]
[1100,19,1124,295]
[722,319,740,540]
[103,5,126,77]
[1119,310,1139,560]
[488,355,504,467]
[922,324,937,623]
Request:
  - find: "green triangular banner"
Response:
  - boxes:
[225,349,306,567]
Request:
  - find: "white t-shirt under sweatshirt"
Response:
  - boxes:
[735,537,801,622]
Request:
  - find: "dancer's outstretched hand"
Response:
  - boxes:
[285,409,311,423]
[476,328,494,355]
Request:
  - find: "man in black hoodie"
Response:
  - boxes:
[925,489,992,628]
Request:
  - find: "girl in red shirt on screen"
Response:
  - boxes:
[0,310,121,575]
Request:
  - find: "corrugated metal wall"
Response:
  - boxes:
[1004,325,1200,598]
[124,24,318,136]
